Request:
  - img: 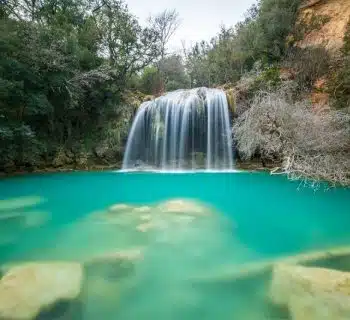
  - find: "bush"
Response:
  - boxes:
[233,87,350,185]
[184,0,302,88]
[294,13,331,41]
[329,22,350,109]
[283,46,331,90]
[139,66,162,95]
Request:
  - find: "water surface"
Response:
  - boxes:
[0,171,349,319]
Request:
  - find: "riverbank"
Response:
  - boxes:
[0,160,280,178]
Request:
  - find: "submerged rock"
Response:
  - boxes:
[156,199,212,216]
[270,264,350,319]
[136,222,154,232]
[0,262,83,320]
[108,203,134,213]
[0,196,44,211]
[85,248,143,280]
[0,210,51,246]
[132,206,152,214]
[24,211,51,228]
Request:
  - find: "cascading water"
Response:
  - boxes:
[122,87,234,170]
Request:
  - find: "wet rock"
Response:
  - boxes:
[0,262,83,320]
[270,264,350,319]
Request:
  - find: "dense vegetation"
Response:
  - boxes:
[1,0,349,184]
[0,0,181,171]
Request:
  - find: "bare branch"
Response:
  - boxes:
[233,86,350,186]
[148,9,181,59]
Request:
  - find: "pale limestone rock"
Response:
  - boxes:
[108,203,133,212]
[0,262,83,320]
[290,292,350,320]
[270,264,350,320]
[157,199,211,216]
[0,211,50,246]
[85,248,143,280]
[136,222,154,232]
[139,214,152,222]
[133,206,151,213]
[0,196,44,211]
[86,248,143,264]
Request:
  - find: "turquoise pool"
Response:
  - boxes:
[0,171,349,319]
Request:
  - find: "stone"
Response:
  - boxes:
[85,249,143,280]
[24,211,51,228]
[156,199,211,216]
[75,151,89,169]
[0,210,50,246]
[139,214,152,222]
[270,264,350,320]
[136,222,154,232]
[132,206,151,214]
[108,204,133,213]
[0,262,83,320]
[0,196,44,211]
[94,143,110,159]
[52,149,71,167]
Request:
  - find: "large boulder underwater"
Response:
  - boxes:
[2,198,350,319]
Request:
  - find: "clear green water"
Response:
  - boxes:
[0,171,349,319]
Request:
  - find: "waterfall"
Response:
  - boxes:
[122,88,234,171]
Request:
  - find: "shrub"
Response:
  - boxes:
[329,22,350,109]
[294,13,331,41]
[283,46,331,90]
[233,87,350,185]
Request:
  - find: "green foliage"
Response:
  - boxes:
[294,13,331,41]
[328,22,350,109]
[330,57,350,109]
[160,55,190,92]
[139,66,162,95]
[245,66,282,99]
[185,0,302,87]
[284,46,331,90]
[343,21,350,56]
[138,55,190,94]
[0,0,162,171]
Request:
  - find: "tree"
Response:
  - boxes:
[159,54,190,91]
[183,0,302,88]
[139,66,162,95]
[0,0,143,171]
[92,0,161,86]
[146,9,181,93]
[148,9,180,60]
[185,41,212,87]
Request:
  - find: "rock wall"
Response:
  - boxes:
[297,0,350,52]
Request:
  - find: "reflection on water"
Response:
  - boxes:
[0,172,350,319]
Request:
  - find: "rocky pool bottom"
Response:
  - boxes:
[0,171,350,320]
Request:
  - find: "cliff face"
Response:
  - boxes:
[297,0,350,52]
